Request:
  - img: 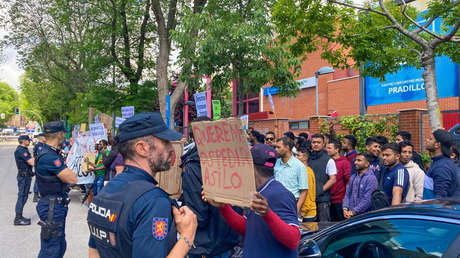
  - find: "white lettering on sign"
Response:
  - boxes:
[388,83,425,95]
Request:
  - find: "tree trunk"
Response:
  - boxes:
[421,49,442,132]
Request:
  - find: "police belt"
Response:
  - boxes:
[18,169,34,177]
[41,195,70,206]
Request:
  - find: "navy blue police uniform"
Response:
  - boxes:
[87,112,183,257]
[33,134,46,199]
[35,122,70,258]
[14,135,34,225]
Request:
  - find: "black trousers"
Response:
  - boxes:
[331,203,345,222]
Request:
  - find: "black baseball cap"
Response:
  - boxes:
[118,112,183,143]
[44,121,66,134]
[250,144,277,168]
[18,135,31,141]
[433,129,454,156]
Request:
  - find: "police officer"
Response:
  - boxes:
[14,135,35,225]
[36,121,77,258]
[88,112,198,258]
[33,133,46,202]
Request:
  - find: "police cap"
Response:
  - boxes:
[18,135,31,141]
[44,121,66,134]
[118,112,182,143]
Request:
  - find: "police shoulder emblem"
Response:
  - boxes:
[54,159,62,167]
[152,217,168,240]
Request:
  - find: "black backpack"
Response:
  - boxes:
[371,169,390,210]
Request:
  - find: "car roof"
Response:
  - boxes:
[301,199,460,238]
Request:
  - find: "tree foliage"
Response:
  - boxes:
[173,0,302,115]
[272,0,460,131]
[0,82,19,127]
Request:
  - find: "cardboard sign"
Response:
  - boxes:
[121,106,135,118]
[194,92,208,117]
[154,141,184,199]
[98,113,114,130]
[81,152,96,172]
[192,118,255,207]
[80,123,87,132]
[66,131,97,184]
[89,123,107,140]
[115,117,125,128]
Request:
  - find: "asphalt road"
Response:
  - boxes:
[0,145,89,258]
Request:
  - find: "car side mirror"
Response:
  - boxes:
[299,238,321,258]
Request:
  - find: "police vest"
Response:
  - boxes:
[15,146,32,172]
[87,181,177,258]
[36,150,67,197]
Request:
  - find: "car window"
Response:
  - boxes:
[322,218,460,258]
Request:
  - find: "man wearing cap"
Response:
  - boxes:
[33,133,46,202]
[88,112,197,258]
[425,129,460,198]
[204,144,300,258]
[13,135,35,225]
[36,121,78,258]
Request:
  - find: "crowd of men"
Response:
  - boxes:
[12,113,460,258]
[252,127,460,223]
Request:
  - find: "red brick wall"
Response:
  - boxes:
[327,76,360,116]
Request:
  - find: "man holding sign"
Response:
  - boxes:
[203,144,300,258]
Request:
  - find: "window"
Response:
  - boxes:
[289,120,309,130]
[322,218,460,258]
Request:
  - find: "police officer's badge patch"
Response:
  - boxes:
[54,159,61,167]
[152,217,168,240]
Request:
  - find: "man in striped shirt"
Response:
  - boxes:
[376,143,410,205]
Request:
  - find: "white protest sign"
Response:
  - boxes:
[66,132,97,184]
[115,117,125,128]
[240,115,249,130]
[194,92,208,117]
[121,106,135,118]
[89,123,107,140]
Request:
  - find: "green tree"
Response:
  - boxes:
[272,0,460,131]
[0,82,19,127]
[173,0,302,116]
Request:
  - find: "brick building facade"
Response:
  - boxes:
[247,49,459,151]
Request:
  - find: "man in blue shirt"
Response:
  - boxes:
[274,137,308,214]
[88,112,198,258]
[425,129,460,198]
[377,143,409,205]
[205,144,300,258]
[14,135,35,225]
[36,121,78,258]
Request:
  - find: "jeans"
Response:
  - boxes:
[15,175,32,215]
[92,175,105,196]
[37,199,68,258]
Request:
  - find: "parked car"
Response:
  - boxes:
[2,128,14,135]
[299,200,460,258]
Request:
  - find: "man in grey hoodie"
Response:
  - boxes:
[400,142,424,202]
[343,153,378,218]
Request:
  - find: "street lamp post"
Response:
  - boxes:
[315,66,335,116]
